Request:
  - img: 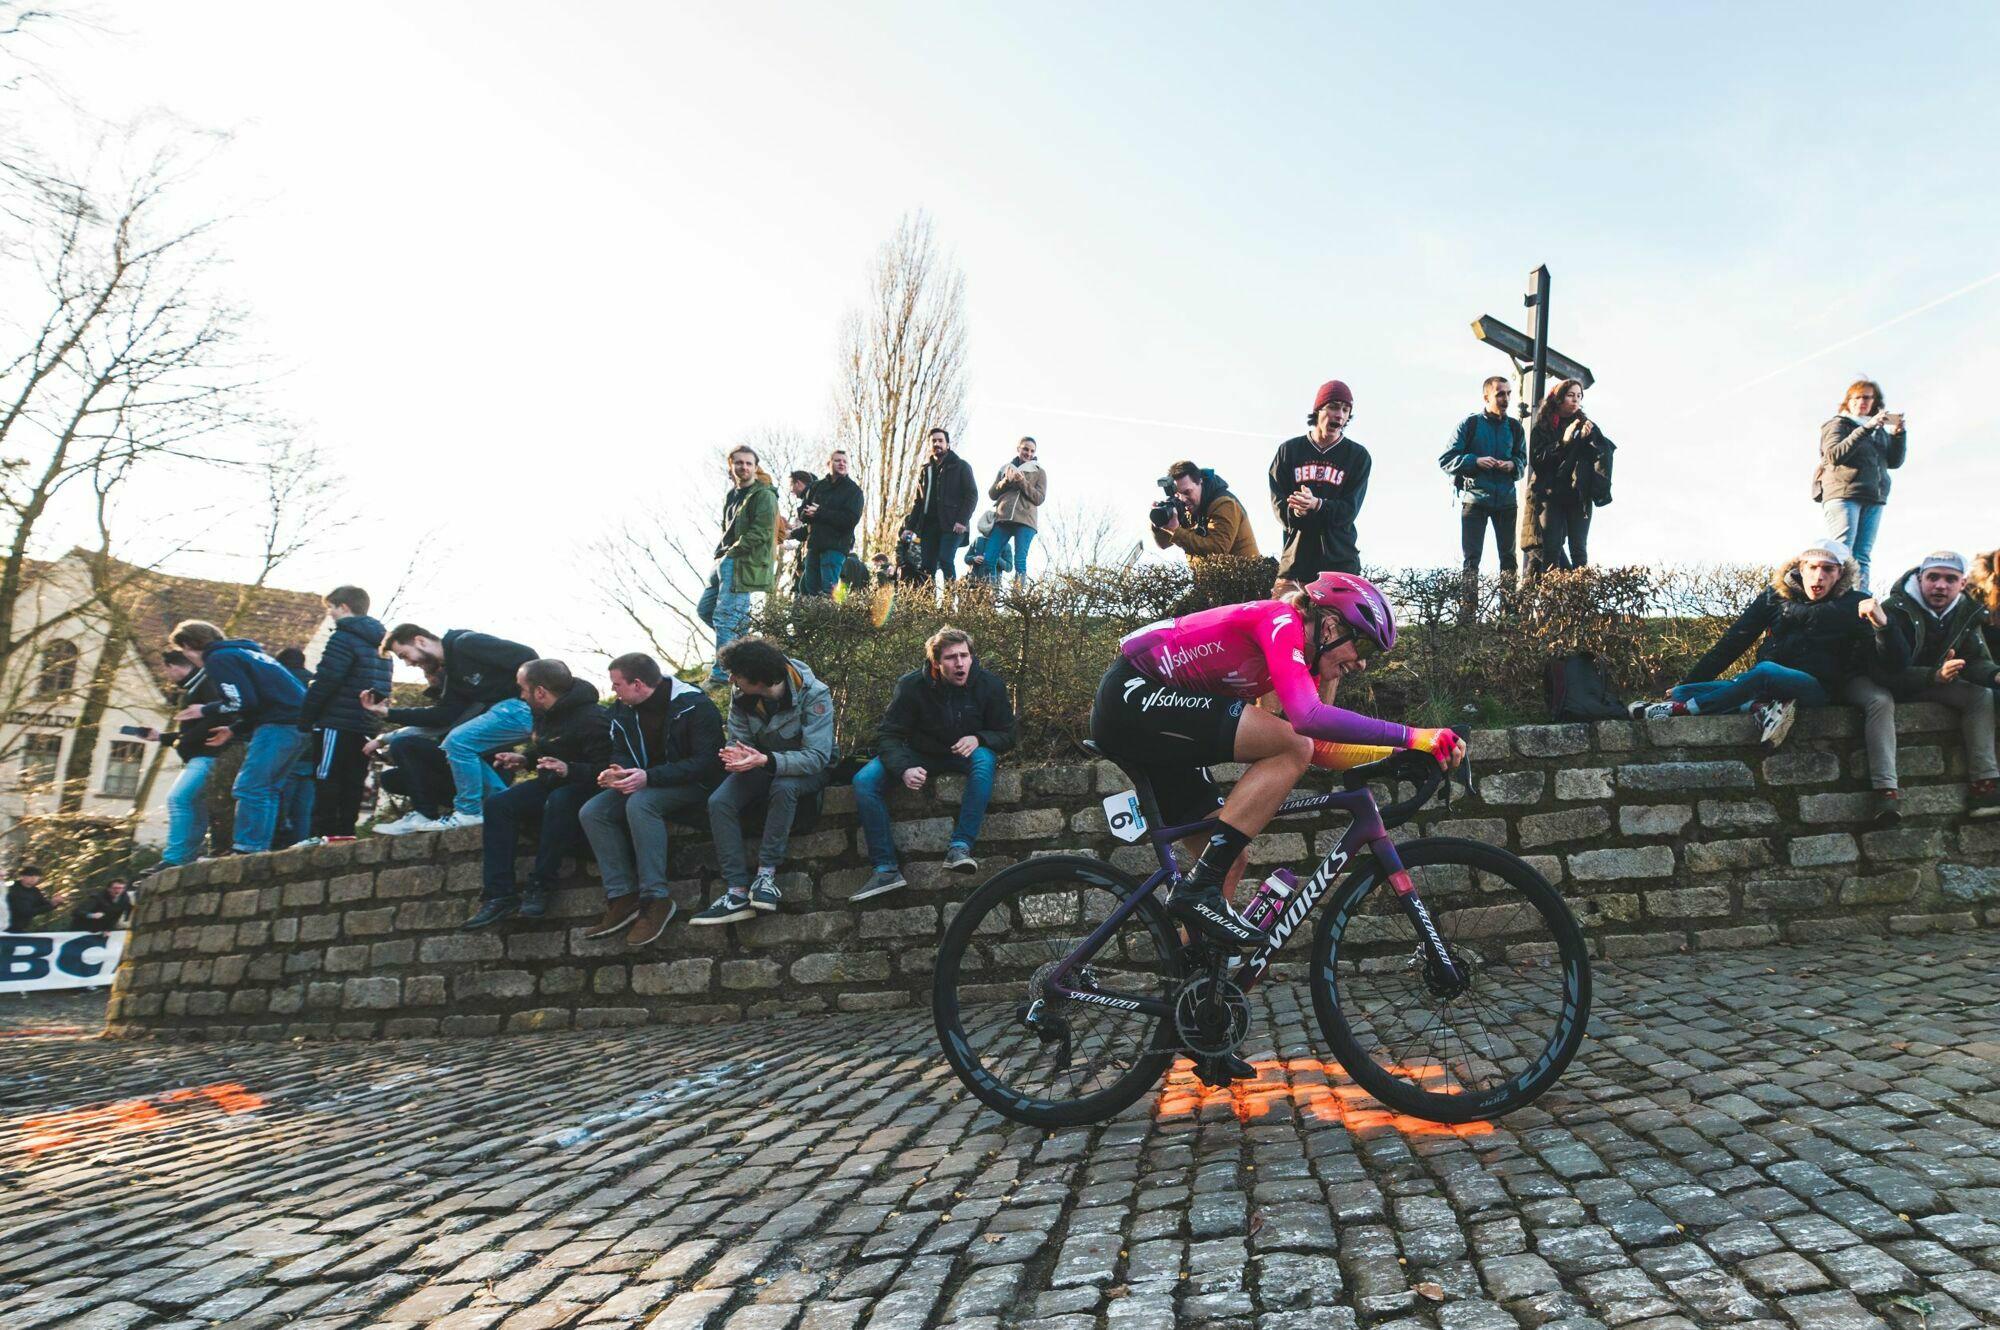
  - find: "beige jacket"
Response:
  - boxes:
[987,460,1047,529]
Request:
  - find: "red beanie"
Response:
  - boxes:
[1313,380,1354,412]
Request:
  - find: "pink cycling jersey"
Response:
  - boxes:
[1119,601,1413,748]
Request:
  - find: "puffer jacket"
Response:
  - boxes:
[1681,558,1907,692]
[875,661,1017,778]
[519,678,614,788]
[724,657,837,780]
[1882,565,2000,697]
[299,615,393,735]
[1814,414,1907,505]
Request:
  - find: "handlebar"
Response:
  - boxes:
[1340,743,1476,829]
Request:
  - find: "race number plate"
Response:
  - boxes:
[1102,791,1147,843]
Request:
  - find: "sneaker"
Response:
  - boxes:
[518,889,548,920]
[584,895,642,939]
[1870,789,1902,825]
[1637,700,1687,722]
[852,868,908,901]
[437,812,483,830]
[1192,1054,1257,1088]
[1968,779,2000,820]
[943,844,979,874]
[1757,700,1796,750]
[748,871,783,913]
[373,810,436,836]
[293,836,329,848]
[463,898,516,930]
[1165,877,1262,949]
[625,898,677,946]
[689,889,754,926]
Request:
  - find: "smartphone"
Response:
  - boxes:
[361,689,384,705]
[118,725,152,738]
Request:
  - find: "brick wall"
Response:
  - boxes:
[106,704,2000,1041]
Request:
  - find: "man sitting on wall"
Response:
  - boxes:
[850,626,1017,900]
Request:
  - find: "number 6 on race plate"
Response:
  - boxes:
[1101,790,1147,843]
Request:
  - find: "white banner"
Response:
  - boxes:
[0,931,128,993]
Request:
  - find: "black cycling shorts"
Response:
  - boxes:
[1090,657,1244,828]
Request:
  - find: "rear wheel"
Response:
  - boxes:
[1310,836,1590,1123]
[933,854,1182,1127]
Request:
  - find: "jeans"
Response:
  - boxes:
[698,557,753,680]
[164,756,215,866]
[975,522,1033,584]
[1821,499,1884,591]
[385,731,453,818]
[918,529,968,584]
[708,767,829,889]
[1670,661,1828,715]
[1844,676,1999,789]
[232,726,305,853]
[444,700,533,816]
[799,550,846,597]
[1460,504,1518,574]
[852,748,997,870]
[1538,501,1590,570]
[481,777,591,900]
[580,783,710,900]
[278,748,316,847]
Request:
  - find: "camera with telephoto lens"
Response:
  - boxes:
[1148,476,1184,529]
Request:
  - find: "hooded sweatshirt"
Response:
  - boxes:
[1269,433,1370,579]
[299,614,393,735]
[1680,557,1907,692]
[1882,565,2000,697]
[519,678,614,788]
[385,629,538,730]
[197,639,307,730]
[1151,469,1259,562]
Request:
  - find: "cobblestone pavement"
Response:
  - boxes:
[6,936,2000,1330]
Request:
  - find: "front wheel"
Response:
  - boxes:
[1310,836,1591,1123]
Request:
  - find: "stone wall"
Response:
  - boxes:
[106,704,2000,1041]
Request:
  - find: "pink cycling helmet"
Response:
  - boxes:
[1299,571,1397,652]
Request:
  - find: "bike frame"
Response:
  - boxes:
[1046,785,1464,1019]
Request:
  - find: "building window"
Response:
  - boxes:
[102,740,145,799]
[35,640,79,697]
[20,733,62,788]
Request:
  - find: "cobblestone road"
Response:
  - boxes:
[6,936,2000,1330]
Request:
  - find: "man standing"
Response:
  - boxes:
[71,879,133,931]
[794,449,865,597]
[852,627,1017,899]
[976,437,1047,586]
[363,624,539,832]
[691,637,837,925]
[1440,377,1528,610]
[170,620,309,855]
[5,866,51,932]
[1270,380,1371,593]
[578,652,725,945]
[1151,461,1260,566]
[902,428,978,587]
[464,659,612,929]
[142,650,233,865]
[698,446,778,683]
[296,586,392,842]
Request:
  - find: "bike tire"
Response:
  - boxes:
[933,854,1183,1128]
[1309,836,1590,1124]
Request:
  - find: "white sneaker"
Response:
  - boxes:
[373,811,434,836]
[438,812,483,830]
[1758,700,1796,750]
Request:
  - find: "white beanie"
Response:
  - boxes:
[1801,536,1852,565]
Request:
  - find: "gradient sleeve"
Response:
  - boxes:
[1261,611,1412,748]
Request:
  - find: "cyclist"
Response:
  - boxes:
[1092,572,1466,951]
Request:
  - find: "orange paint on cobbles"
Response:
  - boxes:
[1156,1057,1493,1137]
[19,1083,266,1154]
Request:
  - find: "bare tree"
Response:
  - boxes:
[834,210,969,556]
[218,433,345,631]
[1036,499,1144,574]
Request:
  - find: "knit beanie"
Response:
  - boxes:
[1313,380,1354,413]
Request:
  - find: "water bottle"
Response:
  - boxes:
[1240,868,1297,933]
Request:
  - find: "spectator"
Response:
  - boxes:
[782,469,815,588]
[170,620,308,855]
[464,659,613,929]
[1843,552,2000,824]
[363,624,539,833]
[902,427,978,586]
[966,510,1013,581]
[142,650,234,866]
[1152,460,1260,565]
[6,866,50,932]
[1523,378,1614,576]
[274,647,316,848]
[975,437,1046,586]
[71,879,133,931]
[296,586,392,843]
[697,445,779,685]
[367,667,448,822]
[1440,376,1527,593]
[578,652,725,945]
[1271,380,1370,593]
[851,627,1017,900]
[794,449,865,597]
[691,636,837,925]
[1975,549,2000,662]
[1814,378,1907,592]
[1631,537,1906,751]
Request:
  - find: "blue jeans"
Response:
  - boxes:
[698,557,753,680]
[278,748,316,846]
[919,530,967,584]
[975,522,1033,584]
[232,726,305,852]
[799,550,846,597]
[443,700,534,817]
[852,747,998,870]
[1671,661,1828,715]
[1821,499,1883,591]
[481,777,590,899]
[165,756,215,866]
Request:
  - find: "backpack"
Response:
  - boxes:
[1545,651,1627,721]
[1589,437,1616,508]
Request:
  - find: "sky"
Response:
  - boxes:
[11,1,2000,671]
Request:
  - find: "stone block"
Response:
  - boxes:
[820,783,856,815]
[505,932,565,961]
[1616,760,1755,792]
[1428,818,1508,846]
[1939,863,2000,903]
[404,975,446,1005]
[575,1007,649,1030]
[384,1018,440,1037]
[268,985,305,1015]
[1555,768,1613,801]
[1698,799,1778,829]
[323,944,370,973]
[788,827,848,861]
[508,1008,571,1033]
[1789,833,1858,867]
[1479,771,1547,805]
[1695,924,1779,949]
[1518,807,1611,848]
[1029,765,1091,796]
[375,866,440,899]
[197,924,236,954]
[837,992,911,1013]
[1648,714,1756,747]
[391,833,435,862]
[299,914,340,943]
[368,940,414,967]
[236,920,271,949]
[1521,854,1563,884]
[1513,723,1592,757]
[857,905,941,939]
[980,808,1066,841]
[342,977,401,1010]
[306,980,343,1009]
[740,912,856,946]
[1619,804,1692,837]
[1645,886,1733,918]
[343,907,396,937]
[1798,792,1877,824]
[441,1014,504,1036]
[1745,875,1832,911]
[280,880,327,909]
[1890,911,1977,933]
[1862,828,1945,862]
[1467,729,1512,761]
[539,967,583,996]
[1893,702,1956,733]
[1787,916,1867,943]
[791,951,892,984]
[1959,824,2000,855]
[1595,719,1637,752]
[187,991,226,1016]
[1568,846,1674,881]
[1903,784,1967,817]
[1572,893,1639,925]
[720,959,785,990]
[1793,706,1859,738]
[456,969,534,1000]
[395,900,467,932]
[1684,838,1773,872]
[631,959,713,996]
[328,872,375,903]
[1603,933,1684,958]
[1839,870,1920,906]
[419,933,505,963]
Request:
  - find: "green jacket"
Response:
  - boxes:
[1882,564,2000,697]
[719,474,779,593]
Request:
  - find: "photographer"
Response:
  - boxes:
[1814,379,1906,593]
[1149,461,1259,565]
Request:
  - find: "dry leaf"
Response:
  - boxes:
[1416,1281,1445,1301]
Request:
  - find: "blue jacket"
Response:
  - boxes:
[1440,412,1527,512]
[198,639,307,730]
[299,615,392,736]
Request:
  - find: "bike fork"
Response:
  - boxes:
[1372,837,1465,988]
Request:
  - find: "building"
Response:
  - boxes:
[2,550,330,859]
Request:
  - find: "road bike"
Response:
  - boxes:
[933,745,1591,1128]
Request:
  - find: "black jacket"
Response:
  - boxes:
[904,451,978,536]
[876,662,1017,778]
[386,629,537,730]
[6,880,52,931]
[300,615,393,735]
[71,888,133,932]
[1528,412,1615,509]
[172,666,232,761]
[1681,559,1908,693]
[1270,433,1371,579]
[1882,565,2000,698]
[799,473,865,555]
[1814,415,1906,505]
[606,677,725,790]
[520,679,613,788]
